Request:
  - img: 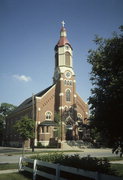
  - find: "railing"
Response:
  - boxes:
[18,157,123,180]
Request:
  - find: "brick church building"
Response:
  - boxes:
[6,22,89,147]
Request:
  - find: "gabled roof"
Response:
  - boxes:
[12,84,54,114]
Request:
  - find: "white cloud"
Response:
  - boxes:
[13,74,32,82]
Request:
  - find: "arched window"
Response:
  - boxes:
[69,81,72,86]
[45,111,52,120]
[67,81,69,85]
[66,89,71,102]
[65,52,70,66]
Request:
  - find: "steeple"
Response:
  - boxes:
[53,22,74,83]
[61,20,65,27]
[60,21,67,37]
[56,21,72,49]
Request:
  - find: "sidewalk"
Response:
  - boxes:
[110,160,123,164]
[0,169,18,174]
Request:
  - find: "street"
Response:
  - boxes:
[0,146,118,164]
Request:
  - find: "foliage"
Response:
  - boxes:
[36,142,59,148]
[54,112,61,124]
[111,164,123,177]
[37,142,44,148]
[14,115,34,141]
[87,26,123,153]
[0,103,16,144]
[14,115,35,155]
[0,103,17,117]
[30,153,116,175]
[112,141,123,157]
[0,115,4,136]
[106,156,123,161]
[90,127,103,147]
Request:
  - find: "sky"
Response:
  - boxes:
[0,0,123,106]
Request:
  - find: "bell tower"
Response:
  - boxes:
[53,21,75,83]
[54,22,77,138]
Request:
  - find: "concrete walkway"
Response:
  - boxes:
[0,169,18,174]
[110,160,123,164]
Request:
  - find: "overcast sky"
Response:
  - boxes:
[0,0,123,106]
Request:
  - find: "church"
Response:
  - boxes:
[5,22,89,147]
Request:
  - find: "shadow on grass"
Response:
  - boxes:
[0,172,31,180]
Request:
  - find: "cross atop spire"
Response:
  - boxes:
[61,20,65,27]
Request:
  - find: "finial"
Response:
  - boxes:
[61,20,65,27]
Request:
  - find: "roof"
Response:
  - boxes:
[55,27,72,50]
[40,120,57,126]
[12,84,54,114]
[57,36,70,47]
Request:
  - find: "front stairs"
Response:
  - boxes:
[61,140,93,150]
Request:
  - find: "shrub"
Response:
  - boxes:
[30,152,64,163]
[29,153,116,175]
[36,142,59,148]
[37,142,44,148]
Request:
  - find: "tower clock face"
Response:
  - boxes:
[65,71,71,78]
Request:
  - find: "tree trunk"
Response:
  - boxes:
[31,138,35,152]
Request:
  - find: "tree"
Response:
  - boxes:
[87,26,123,155]
[14,115,35,156]
[0,103,17,145]
[0,103,17,117]
[0,115,4,145]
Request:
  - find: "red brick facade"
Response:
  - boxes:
[5,25,89,147]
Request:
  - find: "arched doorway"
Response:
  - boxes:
[65,116,74,140]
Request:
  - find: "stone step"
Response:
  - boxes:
[61,140,93,150]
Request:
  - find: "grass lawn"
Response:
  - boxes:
[0,163,18,170]
[111,164,123,177]
[0,173,31,180]
[0,163,122,179]
[106,156,123,161]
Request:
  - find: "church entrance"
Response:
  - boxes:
[65,116,74,140]
[66,125,73,140]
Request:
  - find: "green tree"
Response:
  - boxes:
[87,26,123,155]
[0,103,17,117]
[14,115,35,156]
[0,115,4,145]
[0,103,16,145]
